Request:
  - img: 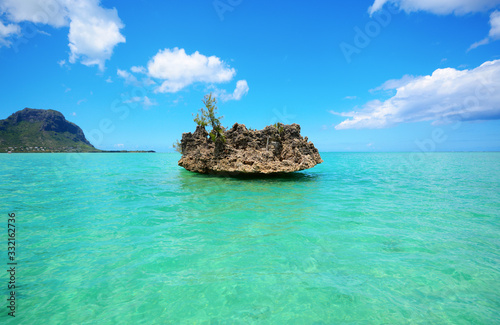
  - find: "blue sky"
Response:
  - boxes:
[1,0,499,152]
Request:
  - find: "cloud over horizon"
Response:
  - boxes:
[369,0,500,16]
[145,48,236,93]
[216,80,249,102]
[117,69,137,84]
[333,60,500,130]
[0,19,20,46]
[123,96,157,109]
[369,1,500,54]
[469,10,500,50]
[119,47,248,101]
[0,0,125,70]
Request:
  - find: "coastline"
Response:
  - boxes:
[1,150,155,153]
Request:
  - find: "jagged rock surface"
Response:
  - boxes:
[178,123,323,175]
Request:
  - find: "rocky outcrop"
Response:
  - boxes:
[178,123,323,175]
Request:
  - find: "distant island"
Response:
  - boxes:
[0,108,154,153]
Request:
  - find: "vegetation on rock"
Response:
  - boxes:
[192,93,226,156]
[173,139,182,154]
[194,93,226,143]
[273,122,284,135]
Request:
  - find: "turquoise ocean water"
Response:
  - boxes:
[1,152,499,324]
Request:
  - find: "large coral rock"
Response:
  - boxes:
[178,123,323,175]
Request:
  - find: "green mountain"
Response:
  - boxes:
[0,108,99,153]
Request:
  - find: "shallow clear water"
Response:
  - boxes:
[1,152,499,324]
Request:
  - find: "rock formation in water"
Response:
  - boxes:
[178,123,323,175]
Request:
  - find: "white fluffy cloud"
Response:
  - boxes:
[0,20,20,46]
[229,80,249,100]
[491,10,500,37]
[67,1,125,70]
[333,60,500,129]
[469,10,500,50]
[217,80,249,101]
[145,47,236,93]
[0,0,125,70]
[0,0,68,26]
[369,0,500,15]
[118,47,248,101]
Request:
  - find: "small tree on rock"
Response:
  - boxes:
[193,93,226,156]
[172,139,182,154]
